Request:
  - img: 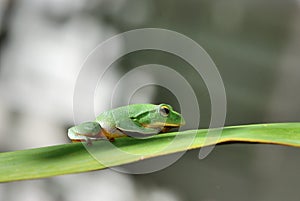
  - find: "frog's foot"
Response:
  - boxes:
[86,138,93,146]
[68,122,105,144]
[108,137,115,142]
[160,127,172,133]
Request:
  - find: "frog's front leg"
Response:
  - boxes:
[116,119,161,138]
[68,122,105,145]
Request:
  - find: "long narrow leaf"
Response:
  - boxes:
[1,123,300,182]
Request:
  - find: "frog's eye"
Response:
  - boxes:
[159,105,170,117]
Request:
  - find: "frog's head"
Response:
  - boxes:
[136,103,185,130]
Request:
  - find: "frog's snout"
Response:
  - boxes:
[180,117,186,126]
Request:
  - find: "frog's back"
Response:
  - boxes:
[95,104,157,127]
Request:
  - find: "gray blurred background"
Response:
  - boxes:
[0,0,300,200]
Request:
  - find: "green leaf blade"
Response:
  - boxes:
[1,123,300,182]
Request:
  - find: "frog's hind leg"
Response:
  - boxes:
[68,122,105,145]
[100,127,127,142]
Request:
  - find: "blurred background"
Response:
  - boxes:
[0,0,300,200]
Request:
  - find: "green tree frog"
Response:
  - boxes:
[68,103,185,144]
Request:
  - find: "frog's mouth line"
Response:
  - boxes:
[143,122,185,128]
